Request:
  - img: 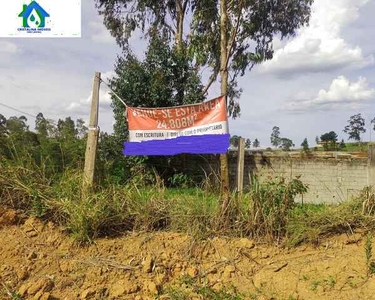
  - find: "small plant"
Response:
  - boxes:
[301,274,310,281]
[365,231,375,276]
[168,173,192,188]
[161,275,243,300]
[310,280,319,291]
[310,276,336,292]
[327,276,336,288]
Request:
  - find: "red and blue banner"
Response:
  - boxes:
[123,96,230,156]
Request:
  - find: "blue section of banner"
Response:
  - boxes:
[123,134,230,156]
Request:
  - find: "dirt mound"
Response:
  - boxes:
[0,207,18,228]
[0,207,375,300]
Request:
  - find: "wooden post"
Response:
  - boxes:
[83,71,101,188]
[237,138,245,196]
[368,145,375,186]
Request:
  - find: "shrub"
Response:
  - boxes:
[245,176,308,241]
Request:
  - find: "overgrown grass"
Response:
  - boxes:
[286,187,375,247]
[2,156,375,246]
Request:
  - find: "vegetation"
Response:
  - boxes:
[0,147,309,244]
[96,0,314,216]
[340,139,346,150]
[301,138,309,152]
[314,141,374,152]
[245,139,251,149]
[280,138,294,151]
[286,187,375,247]
[2,112,375,251]
[253,139,260,149]
[271,126,281,148]
[229,135,251,149]
[162,275,243,300]
[344,113,366,143]
[365,232,375,276]
[270,127,294,151]
[320,131,339,151]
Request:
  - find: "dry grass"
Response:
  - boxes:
[2,157,375,246]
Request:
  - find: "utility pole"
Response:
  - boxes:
[83,71,101,188]
[219,0,230,216]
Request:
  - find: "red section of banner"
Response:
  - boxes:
[127,96,227,131]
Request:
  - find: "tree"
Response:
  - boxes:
[301,138,309,152]
[230,135,240,148]
[280,138,294,151]
[320,131,338,151]
[107,30,205,184]
[97,1,313,112]
[76,119,88,139]
[35,112,50,138]
[6,116,28,134]
[110,31,205,143]
[96,0,190,51]
[371,117,375,131]
[245,138,251,149]
[253,138,260,148]
[271,126,281,148]
[321,131,338,143]
[0,114,8,136]
[315,136,320,145]
[344,113,366,143]
[57,117,77,141]
[97,0,314,213]
[340,139,346,150]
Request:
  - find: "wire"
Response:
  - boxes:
[0,102,37,119]
[99,77,128,108]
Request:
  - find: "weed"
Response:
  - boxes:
[365,231,375,276]
[301,274,310,281]
[310,276,336,292]
[310,280,319,291]
[246,176,308,242]
[168,173,192,188]
[347,280,357,288]
[361,187,375,216]
[327,276,336,288]
[285,191,375,247]
[161,275,243,300]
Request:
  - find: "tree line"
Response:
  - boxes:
[229,113,374,152]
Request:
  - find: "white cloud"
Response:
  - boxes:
[66,71,117,115]
[66,89,113,115]
[101,70,116,82]
[261,0,374,75]
[0,41,20,54]
[285,76,375,112]
[89,21,115,44]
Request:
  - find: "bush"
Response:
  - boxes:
[244,176,308,241]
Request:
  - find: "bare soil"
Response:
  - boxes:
[1,206,375,300]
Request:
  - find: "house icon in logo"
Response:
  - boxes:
[18,1,50,28]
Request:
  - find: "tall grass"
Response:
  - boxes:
[286,190,375,247]
[2,155,375,246]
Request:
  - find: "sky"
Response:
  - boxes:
[0,0,374,148]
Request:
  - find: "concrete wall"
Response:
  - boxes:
[150,148,374,204]
[230,152,369,204]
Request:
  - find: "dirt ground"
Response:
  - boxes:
[1,206,375,300]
